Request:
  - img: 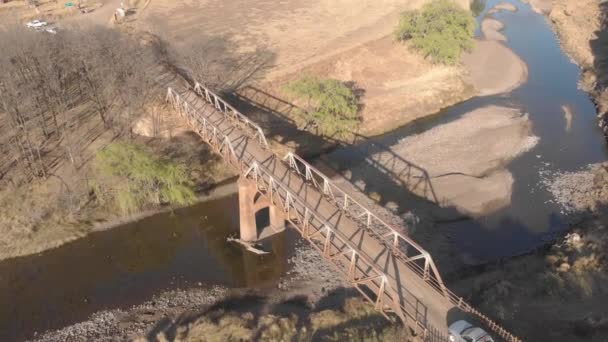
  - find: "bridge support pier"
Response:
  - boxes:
[238,177,285,242]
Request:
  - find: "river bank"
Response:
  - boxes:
[450,163,608,341]
[29,242,408,342]
[547,0,608,138]
[0,132,236,262]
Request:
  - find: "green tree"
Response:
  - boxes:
[94,142,196,214]
[284,77,359,137]
[395,0,476,64]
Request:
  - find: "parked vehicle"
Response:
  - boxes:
[26,20,47,28]
[448,320,495,342]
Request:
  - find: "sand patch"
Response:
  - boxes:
[488,2,518,14]
[360,106,539,216]
[481,18,507,41]
[462,40,528,96]
[522,0,553,14]
[562,105,574,132]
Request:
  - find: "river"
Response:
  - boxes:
[0,191,298,341]
[2,0,607,340]
[325,0,608,263]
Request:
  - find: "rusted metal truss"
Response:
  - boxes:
[166,86,521,342]
[193,82,269,150]
[283,152,447,292]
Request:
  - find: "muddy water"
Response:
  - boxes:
[0,192,297,341]
[327,0,608,264]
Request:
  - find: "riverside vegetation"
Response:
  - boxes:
[284,77,360,138]
[93,142,197,215]
[0,21,233,260]
[396,0,476,64]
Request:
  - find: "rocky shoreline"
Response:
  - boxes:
[31,242,395,342]
[547,0,608,139]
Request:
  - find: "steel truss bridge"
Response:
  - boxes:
[160,72,520,342]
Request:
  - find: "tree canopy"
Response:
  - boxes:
[396,0,476,64]
[94,142,196,214]
[284,77,359,137]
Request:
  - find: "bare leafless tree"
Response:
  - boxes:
[0,22,159,182]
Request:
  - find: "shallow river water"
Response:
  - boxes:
[0,193,298,341]
[2,0,608,340]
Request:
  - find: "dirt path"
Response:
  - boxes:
[139,0,456,81]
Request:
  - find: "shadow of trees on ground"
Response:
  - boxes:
[145,287,409,342]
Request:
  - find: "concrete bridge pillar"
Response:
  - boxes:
[238,177,258,242]
[269,204,286,232]
[238,177,286,242]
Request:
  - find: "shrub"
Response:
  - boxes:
[395,0,476,64]
[284,77,359,137]
[94,142,196,214]
[470,0,487,17]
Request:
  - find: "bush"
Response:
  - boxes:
[94,142,196,214]
[395,0,476,64]
[284,77,359,137]
[470,0,487,17]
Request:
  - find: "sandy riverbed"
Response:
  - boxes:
[347,106,539,217]
[482,18,507,41]
[462,40,529,96]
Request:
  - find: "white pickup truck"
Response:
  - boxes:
[26,20,48,28]
[449,320,495,342]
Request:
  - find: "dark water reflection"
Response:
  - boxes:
[0,193,296,341]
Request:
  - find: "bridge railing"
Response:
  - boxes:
[244,160,431,337]
[282,154,522,342]
[283,152,447,290]
[169,85,521,342]
[193,82,269,150]
[167,87,245,171]
[167,85,433,338]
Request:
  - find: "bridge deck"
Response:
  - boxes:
[156,68,520,342]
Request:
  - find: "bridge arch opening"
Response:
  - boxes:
[255,207,270,234]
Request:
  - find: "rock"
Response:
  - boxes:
[565,233,582,247]
[557,262,571,272]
